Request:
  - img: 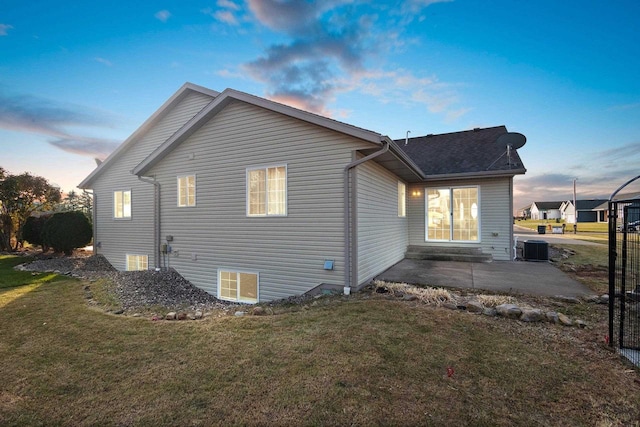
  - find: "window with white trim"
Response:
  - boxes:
[247,165,287,216]
[114,190,131,219]
[426,186,479,242]
[218,269,259,303]
[177,175,196,207]
[126,254,148,271]
[398,181,406,217]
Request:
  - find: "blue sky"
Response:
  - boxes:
[1,0,639,210]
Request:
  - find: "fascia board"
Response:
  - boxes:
[420,168,527,182]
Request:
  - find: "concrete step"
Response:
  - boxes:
[405,245,493,263]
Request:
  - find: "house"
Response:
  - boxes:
[530,201,562,220]
[79,83,526,303]
[516,205,531,220]
[560,199,608,223]
[593,192,640,223]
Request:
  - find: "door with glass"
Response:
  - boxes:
[426,187,479,242]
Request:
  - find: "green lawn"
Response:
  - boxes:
[1,255,639,425]
[0,255,63,290]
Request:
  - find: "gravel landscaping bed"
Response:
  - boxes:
[18,253,234,313]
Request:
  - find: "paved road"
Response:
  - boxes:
[514,225,605,246]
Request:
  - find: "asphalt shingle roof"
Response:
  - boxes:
[394,126,526,176]
[534,201,563,210]
[574,199,608,210]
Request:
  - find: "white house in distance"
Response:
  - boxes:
[530,201,562,220]
[560,199,608,223]
[79,83,527,303]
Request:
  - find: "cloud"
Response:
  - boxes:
[0,92,118,159]
[512,140,640,212]
[399,0,453,15]
[49,137,119,160]
[241,2,381,114]
[203,0,242,25]
[512,169,640,213]
[344,69,470,120]
[95,57,113,67]
[247,0,336,34]
[597,140,640,162]
[238,1,467,119]
[214,10,239,25]
[155,10,171,23]
[217,0,240,11]
[0,24,12,36]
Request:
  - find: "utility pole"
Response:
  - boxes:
[573,178,577,234]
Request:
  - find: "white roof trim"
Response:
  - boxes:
[78,82,219,188]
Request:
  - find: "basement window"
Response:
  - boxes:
[218,269,259,303]
[126,254,148,271]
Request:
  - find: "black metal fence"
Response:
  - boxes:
[609,200,640,366]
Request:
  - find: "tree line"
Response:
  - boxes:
[0,167,92,254]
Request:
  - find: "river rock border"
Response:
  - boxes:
[373,280,606,328]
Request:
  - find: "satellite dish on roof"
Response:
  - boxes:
[496,132,526,149]
[487,132,526,170]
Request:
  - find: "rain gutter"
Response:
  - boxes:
[137,176,161,269]
[343,140,390,295]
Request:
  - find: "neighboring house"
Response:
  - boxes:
[560,199,608,223]
[530,201,562,220]
[79,83,527,303]
[516,205,531,220]
[593,192,640,223]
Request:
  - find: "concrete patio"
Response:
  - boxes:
[375,259,593,297]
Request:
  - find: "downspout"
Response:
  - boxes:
[343,140,390,295]
[137,176,161,269]
[82,189,96,255]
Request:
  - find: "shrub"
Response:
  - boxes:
[42,211,92,256]
[22,215,52,252]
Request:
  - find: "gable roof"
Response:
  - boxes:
[533,201,563,210]
[394,126,526,179]
[78,82,219,189]
[574,199,608,210]
[132,87,424,181]
[593,192,640,211]
[80,83,527,187]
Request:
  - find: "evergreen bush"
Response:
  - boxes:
[22,215,51,252]
[43,211,92,256]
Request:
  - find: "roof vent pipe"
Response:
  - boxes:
[405,130,411,146]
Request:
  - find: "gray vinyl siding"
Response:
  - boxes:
[91,91,213,270]
[356,160,408,285]
[407,177,514,261]
[147,99,373,301]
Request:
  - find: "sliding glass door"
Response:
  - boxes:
[426,187,479,242]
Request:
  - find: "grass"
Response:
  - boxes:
[549,244,609,294]
[0,255,63,290]
[1,255,639,425]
